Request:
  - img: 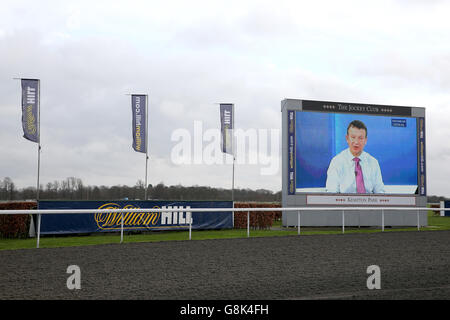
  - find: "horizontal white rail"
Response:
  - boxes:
[0,206,449,215]
[0,206,448,249]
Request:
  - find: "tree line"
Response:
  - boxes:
[0,177,281,202]
[2,176,448,203]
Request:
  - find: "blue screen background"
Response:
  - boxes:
[295,111,418,188]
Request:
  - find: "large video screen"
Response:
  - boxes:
[290,110,423,195]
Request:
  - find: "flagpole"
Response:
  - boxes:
[218,103,236,202]
[232,104,235,202]
[37,79,41,201]
[232,156,235,202]
[144,94,149,200]
[15,77,41,246]
[128,93,149,200]
[36,79,41,248]
[231,103,235,202]
[15,77,41,199]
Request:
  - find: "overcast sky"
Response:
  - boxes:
[1,0,450,196]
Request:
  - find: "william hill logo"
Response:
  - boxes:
[94,203,193,230]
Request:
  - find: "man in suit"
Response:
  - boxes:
[326,120,385,193]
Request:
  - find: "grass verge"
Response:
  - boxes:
[1,212,449,251]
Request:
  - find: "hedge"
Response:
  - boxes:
[0,202,36,238]
[233,202,281,230]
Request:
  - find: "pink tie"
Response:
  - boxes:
[353,157,366,193]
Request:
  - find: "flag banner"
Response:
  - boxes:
[220,103,234,155]
[131,94,147,153]
[21,79,39,143]
[287,110,295,195]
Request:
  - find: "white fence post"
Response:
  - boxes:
[417,209,420,231]
[120,212,124,243]
[36,214,41,248]
[247,211,250,238]
[297,211,301,235]
[189,213,192,240]
[342,210,345,234]
[381,209,384,232]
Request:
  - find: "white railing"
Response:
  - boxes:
[0,206,448,248]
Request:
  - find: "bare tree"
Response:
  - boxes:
[1,177,15,200]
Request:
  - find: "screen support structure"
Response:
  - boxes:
[281,98,427,227]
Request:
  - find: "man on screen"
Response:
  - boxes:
[325,120,385,193]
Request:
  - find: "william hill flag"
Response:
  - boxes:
[21,79,39,143]
[220,103,234,155]
[131,94,147,153]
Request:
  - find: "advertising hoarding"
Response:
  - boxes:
[38,200,233,235]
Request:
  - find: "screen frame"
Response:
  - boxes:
[282,99,426,202]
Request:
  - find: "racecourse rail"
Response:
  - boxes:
[0,206,449,248]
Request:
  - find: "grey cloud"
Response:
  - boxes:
[2,1,450,197]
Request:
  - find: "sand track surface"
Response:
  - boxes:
[1,231,449,300]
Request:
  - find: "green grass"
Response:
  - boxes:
[1,212,449,251]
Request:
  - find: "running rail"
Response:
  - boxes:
[0,206,449,248]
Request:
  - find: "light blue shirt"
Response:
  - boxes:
[325,148,385,194]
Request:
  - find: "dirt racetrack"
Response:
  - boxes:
[0,230,449,300]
